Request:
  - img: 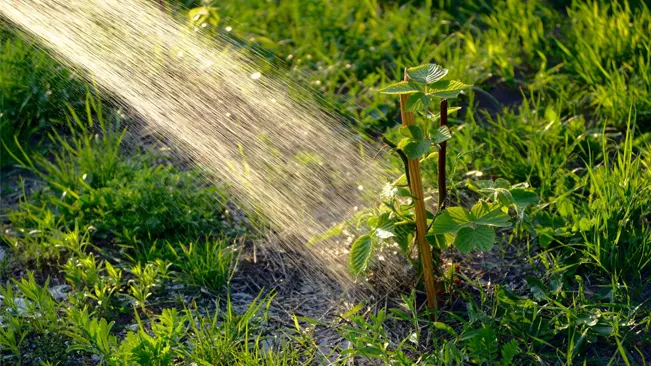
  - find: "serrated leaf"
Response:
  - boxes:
[350,235,373,275]
[431,126,452,144]
[454,227,474,253]
[406,92,431,112]
[427,80,471,99]
[375,228,394,239]
[495,178,511,189]
[379,81,421,95]
[496,188,515,206]
[471,201,511,227]
[369,214,395,239]
[406,125,424,141]
[510,188,538,208]
[455,225,495,252]
[368,212,392,230]
[394,222,416,253]
[467,179,496,192]
[426,232,455,250]
[431,207,475,234]
[473,226,496,251]
[407,64,448,84]
[403,139,431,159]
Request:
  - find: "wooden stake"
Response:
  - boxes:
[439,99,448,211]
[399,71,439,312]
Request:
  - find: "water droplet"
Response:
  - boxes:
[177,51,184,57]
[225,26,232,32]
[357,185,364,191]
[250,72,261,80]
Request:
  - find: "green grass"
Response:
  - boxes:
[0,23,86,168]
[1,94,251,364]
[1,0,650,364]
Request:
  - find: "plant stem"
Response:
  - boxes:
[399,70,439,312]
[438,99,448,211]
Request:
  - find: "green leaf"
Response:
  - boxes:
[406,92,430,112]
[379,81,421,95]
[592,325,613,336]
[426,232,455,250]
[496,188,515,206]
[359,347,385,358]
[510,188,538,208]
[427,107,462,121]
[526,276,548,300]
[375,228,394,239]
[500,340,520,366]
[431,207,475,234]
[394,222,415,253]
[433,321,459,337]
[350,235,373,275]
[495,178,511,189]
[307,223,343,246]
[407,64,448,84]
[421,151,439,163]
[188,6,220,26]
[399,125,424,141]
[431,126,452,144]
[467,179,498,193]
[341,303,365,319]
[403,139,431,159]
[455,225,495,252]
[427,80,471,99]
[368,213,395,239]
[471,201,511,227]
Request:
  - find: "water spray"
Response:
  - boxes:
[0,0,392,299]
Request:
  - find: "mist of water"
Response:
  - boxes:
[1,0,395,294]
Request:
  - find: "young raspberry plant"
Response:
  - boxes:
[349,64,537,306]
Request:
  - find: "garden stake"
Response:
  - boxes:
[399,71,439,312]
[438,99,447,211]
